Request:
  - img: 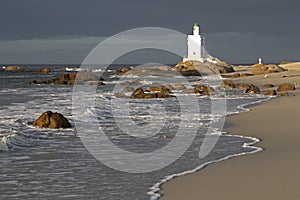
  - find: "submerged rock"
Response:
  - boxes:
[33,111,72,129]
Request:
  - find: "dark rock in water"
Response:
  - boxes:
[262,90,277,96]
[277,83,296,92]
[263,84,275,89]
[245,85,260,94]
[33,111,71,129]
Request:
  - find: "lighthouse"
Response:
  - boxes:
[183,23,205,63]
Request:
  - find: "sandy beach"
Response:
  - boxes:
[161,64,300,200]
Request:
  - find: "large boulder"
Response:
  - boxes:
[33,111,72,129]
[277,83,296,92]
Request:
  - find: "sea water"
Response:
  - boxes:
[0,65,268,200]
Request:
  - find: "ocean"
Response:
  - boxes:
[0,64,268,200]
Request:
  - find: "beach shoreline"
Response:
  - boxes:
[160,67,300,199]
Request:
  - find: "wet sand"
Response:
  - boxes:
[161,67,300,200]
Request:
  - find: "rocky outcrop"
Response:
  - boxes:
[29,73,105,85]
[277,83,296,92]
[173,60,235,76]
[252,64,285,75]
[263,90,277,96]
[32,111,72,129]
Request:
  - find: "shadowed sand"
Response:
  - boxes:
[160,69,300,199]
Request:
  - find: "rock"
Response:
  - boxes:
[245,85,260,94]
[252,64,285,75]
[222,73,240,78]
[277,83,296,91]
[131,87,174,99]
[5,66,23,71]
[262,90,277,96]
[32,111,71,129]
[88,81,106,86]
[118,66,134,73]
[131,88,145,98]
[235,84,251,89]
[29,73,103,85]
[40,68,51,73]
[239,73,253,77]
[221,80,236,88]
[149,85,172,93]
[194,85,210,96]
[263,84,275,89]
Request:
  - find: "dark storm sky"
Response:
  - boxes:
[0,0,299,64]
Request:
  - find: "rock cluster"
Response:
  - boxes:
[29,73,105,85]
[32,111,72,129]
[131,87,174,99]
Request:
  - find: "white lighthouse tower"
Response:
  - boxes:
[183,23,205,63]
